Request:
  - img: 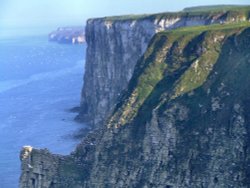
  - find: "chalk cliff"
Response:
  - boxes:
[77,9,248,126]
[20,6,250,188]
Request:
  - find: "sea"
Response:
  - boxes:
[0,33,86,187]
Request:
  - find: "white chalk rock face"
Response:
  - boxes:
[77,12,234,126]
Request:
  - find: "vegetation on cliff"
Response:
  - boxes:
[108,21,250,128]
[74,23,250,187]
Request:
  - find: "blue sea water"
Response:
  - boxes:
[0,35,86,187]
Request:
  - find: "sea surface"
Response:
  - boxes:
[0,35,86,187]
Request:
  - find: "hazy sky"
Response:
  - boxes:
[0,0,250,28]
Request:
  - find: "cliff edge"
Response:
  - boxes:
[77,7,250,127]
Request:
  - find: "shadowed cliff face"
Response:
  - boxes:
[20,23,250,187]
[77,9,249,127]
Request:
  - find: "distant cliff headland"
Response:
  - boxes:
[49,27,85,44]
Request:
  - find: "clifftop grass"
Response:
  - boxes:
[162,21,250,34]
[93,5,250,22]
[183,5,250,12]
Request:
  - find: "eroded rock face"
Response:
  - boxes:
[77,11,243,126]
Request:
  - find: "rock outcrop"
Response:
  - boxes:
[77,8,248,126]
[20,146,60,188]
[20,6,250,188]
